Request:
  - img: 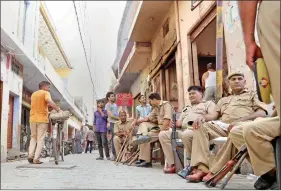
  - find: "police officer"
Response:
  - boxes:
[113,111,134,157]
[186,72,267,182]
[132,92,174,168]
[158,86,215,173]
[238,1,280,189]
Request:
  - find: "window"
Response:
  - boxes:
[191,0,203,11]
[11,60,20,75]
[163,19,169,37]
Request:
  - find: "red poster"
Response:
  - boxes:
[117,93,133,106]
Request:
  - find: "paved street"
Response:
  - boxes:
[1,151,256,190]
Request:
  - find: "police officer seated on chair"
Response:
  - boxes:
[186,72,267,183]
[132,92,173,168]
[158,86,216,174]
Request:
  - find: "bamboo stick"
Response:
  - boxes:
[123,149,139,165]
[128,150,140,166]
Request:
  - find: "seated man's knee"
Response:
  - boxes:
[242,124,255,140]
[158,131,167,142]
[182,129,193,140]
[113,136,119,143]
[229,125,243,138]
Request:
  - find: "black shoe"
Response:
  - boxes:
[136,161,152,168]
[27,158,33,164]
[254,173,276,190]
[269,182,277,190]
[96,157,104,160]
[135,159,144,165]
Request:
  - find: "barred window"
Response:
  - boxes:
[11,60,20,75]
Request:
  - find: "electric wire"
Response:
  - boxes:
[73,1,98,99]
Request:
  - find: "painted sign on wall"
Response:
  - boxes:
[116,93,133,107]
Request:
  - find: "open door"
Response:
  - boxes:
[7,96,14,149]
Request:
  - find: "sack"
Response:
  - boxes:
[49,110,71,121]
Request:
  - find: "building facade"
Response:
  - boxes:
[112,0,261,117]
[1,1,90,161]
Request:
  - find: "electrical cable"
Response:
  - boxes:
[73,1,98,99]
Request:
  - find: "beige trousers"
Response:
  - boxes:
[258,1,280,116]
[229,117,280,176]
[138,136,159,162]
[28,123,48,160]
[137,122,159,162]
[137,122,158,136]
[190,122,228,173]
[113,136,126,156]
[158,128,193,165]
[181,129,194,158]
[209,126,241,173]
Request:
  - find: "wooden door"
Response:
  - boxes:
[164,63,178,111]
[7,96,14,149]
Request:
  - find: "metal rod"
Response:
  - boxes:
[215,0,224,102]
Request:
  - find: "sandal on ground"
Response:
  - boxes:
[33,159,43,164]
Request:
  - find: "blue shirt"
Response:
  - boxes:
[136,104,152,119]
[94,109,108,133]
[105,103,119,123]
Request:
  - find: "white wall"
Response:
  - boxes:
[1,1,21,37]
[1,52,10,162]
[1,52,23,161]
[1,1,39,58]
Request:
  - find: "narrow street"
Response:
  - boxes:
[1,151,256,190]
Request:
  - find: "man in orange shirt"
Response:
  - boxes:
[28,81,60,164]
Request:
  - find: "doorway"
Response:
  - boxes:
[190,13,228,98]
[7,95,14,149]
[163,53,178,111]
[20,106,30,152]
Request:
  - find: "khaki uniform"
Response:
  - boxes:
[229,116,280,176]
[138,101,174,162]
[211,1,281,175]
[159,101,216,165]
[222,2,280,176]
[191,90,267,173]
[113,120,133,156]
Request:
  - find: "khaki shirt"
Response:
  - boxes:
[179,101,216,129]
[114,119,133,135]
[216,89,268,123]
[147,101,174,126]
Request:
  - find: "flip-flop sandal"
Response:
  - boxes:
[253,58,272,104]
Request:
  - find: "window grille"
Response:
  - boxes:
[11,60,20,75]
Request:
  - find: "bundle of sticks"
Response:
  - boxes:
[115,127,139,166]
